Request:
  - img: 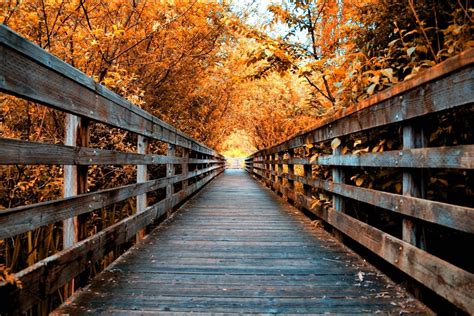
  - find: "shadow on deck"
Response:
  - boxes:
[53,170,428,314]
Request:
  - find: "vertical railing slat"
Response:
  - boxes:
[166,144,176,216]
[136,135,148,241]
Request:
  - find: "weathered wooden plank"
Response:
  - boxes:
[256,151,472,312]
[402,125,427,249]
[265,145,474,169]
[286,150,295,198]
[182,148,189,190]
[253,49,473,156]
[0,137,224,165]
[63,114,79,250]
[0,25,219,157]
[294,194,474,314]
[0,169,223,314]
[0,166,221,239]
[136,135,148,241]
[166,144,176,215]
[266,170,474,233]
[51,170,427,315]
[332,143,345,213]
[54,295,420,315]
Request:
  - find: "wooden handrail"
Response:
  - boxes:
[256,48,474,156]
[0,25,220,157]
[0,25,225,314]
[245,50,474,314]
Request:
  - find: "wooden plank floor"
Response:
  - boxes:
[54,169,429,315]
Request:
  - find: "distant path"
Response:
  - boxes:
[54,169,428,314]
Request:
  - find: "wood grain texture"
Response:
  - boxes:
[265,169,474,233]
[0,137,223,165]
[0,168,223,314]
[298,195,474,314]
[0,165,222,239]
[52,170,428,315]
[265,145,474,169]
[252,171,474,314]
[136,135,149,240]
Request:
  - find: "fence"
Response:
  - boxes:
[245,49,474,314]
[0,25,225,314]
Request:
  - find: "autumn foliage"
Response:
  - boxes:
[0,0,472,313]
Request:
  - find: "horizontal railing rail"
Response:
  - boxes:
[246,49,474,314]
[0,25,225,314]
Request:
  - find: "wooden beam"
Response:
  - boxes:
[0,137,222,165]
[265,170,474,234]
[315,145,474,169]
[262,144,474,169]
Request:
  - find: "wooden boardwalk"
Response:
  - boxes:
[54,170,428,314]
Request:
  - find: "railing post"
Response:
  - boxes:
[332,144,345,212]
[275,152,282,194]
[287,149,295,202]
[63,114,89,296]
[270,153,276,191]
[267,154,271,187]
[264,154,270,187]
[136,135,148,241]
[166,144,175,216]
[302,162,312,209]
[402,125,427,249]
[332,142,345,241]
[250,157,254,175]
[182,148,189,190]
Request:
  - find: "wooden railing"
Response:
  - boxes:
[0,25,225,314]
[246,49,474,314]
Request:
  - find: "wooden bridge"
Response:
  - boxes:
[0,25,473,314]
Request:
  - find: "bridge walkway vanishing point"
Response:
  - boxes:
[53,170,429,314]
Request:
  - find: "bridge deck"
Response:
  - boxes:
[54,170,428,314]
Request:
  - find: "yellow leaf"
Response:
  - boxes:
[331,138,341,150]
[367,83,376,95]
[381,68,393,78]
